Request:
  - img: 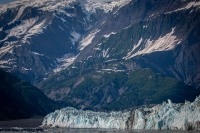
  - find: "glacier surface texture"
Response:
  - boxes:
[42,96,200,130]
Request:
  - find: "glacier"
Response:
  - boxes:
[42,96,200,130]
[42,107,130,129]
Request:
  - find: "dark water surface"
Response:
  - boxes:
[43,128,200,133]
[0,119,199,133]
[0,128,199,133]
[0,118,43,128]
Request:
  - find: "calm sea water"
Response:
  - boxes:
[43,128,200,133]
[1,128,199,133]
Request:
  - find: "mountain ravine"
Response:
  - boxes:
[0,0,200,111]
[0,69,66,120]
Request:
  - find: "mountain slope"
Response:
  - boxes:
[0,0,131,83]
[0,0,199,87]
[0,0,200,111]
[40,69,200,111]
[37,0,200,110]
[74,0,200,88]
[0,0,88,83]
[0,69,65,120]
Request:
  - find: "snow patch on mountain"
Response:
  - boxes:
[0,59,15,67]
[82,0,131,13]
[175,1,200,11]
[101,68,125,72]
[23,19,47,42]
[1,18,37,42]
[102,48,110,58]
[103,32,116,38]
[0,44,14,55]
[70,31,81,45]
[42,96,200,130]
[0,0,131,46]
[31,52,44,56]
[1,18,47,44]
[8,6,26,24]
[79,29,100,50]
[165,1,200,14]
[125,28,180,58]
[0,0,76,14]
[54,54,78,73]
[21,67,31,71]
[0,43,18,69]
[0,0,131,15]
[124,38,143,59]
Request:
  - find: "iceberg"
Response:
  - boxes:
[42,96,200,130]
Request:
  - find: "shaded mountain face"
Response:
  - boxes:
[0,0,200,110]
[0,69,65,120]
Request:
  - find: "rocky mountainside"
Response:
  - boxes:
[0,0,131,83]
[1,0,199,86]
[0,69,65,120]
[41,69,200,110]
[42,96,200,130]
[0,0,200,111]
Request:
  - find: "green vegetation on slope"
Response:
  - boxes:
[39,8,200,111]
[41,68,200,111]
[0,69,64,120]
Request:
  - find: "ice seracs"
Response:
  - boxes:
[42,107,130,129]
[42,96,200,130]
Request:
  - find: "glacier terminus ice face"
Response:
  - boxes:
[42,96,200,130]
[42,107,130,129]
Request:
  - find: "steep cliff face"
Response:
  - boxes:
[42,96,200,131]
